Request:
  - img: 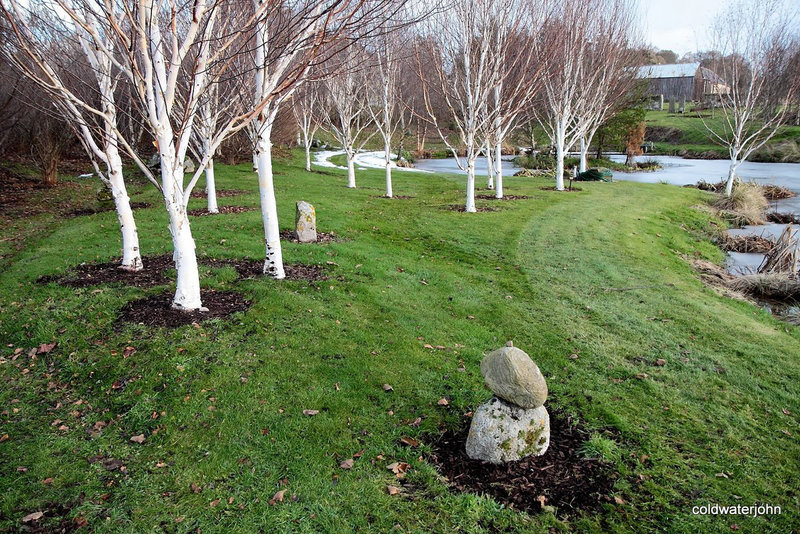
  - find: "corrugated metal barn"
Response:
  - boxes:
[637,63,729,101]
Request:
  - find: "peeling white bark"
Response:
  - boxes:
[255,132,285,278]
[384,141,393,198]
[346,151,356,188]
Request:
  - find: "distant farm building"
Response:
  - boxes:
[637,63,730,105]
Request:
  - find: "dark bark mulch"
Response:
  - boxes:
[200,257,328,281]
[118,290,251,327]
[37,254,173,288]
[429,408,617,516]
[370,194,416,200]
[278,230,340,244]
[766,211,800,224]
[445,204,500,213]
[475,194,529,200]
[189,189,248,199]
[67,202,151,218]
[187,205,255,217]
[539,186,583,192]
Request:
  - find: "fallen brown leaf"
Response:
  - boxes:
[614,495,626,505]
[191,483,202,493]
[387,485,399,495]
[302,410,319,416]
[399,437,419,448]
[340,458,354,469]
[382,384,393,392]
[37,342,56,354]
[437,398,449,406]
[22,511,44,523]
[129,434,146,444]
[655,359,666,366]
[209,499,220,508]
[269,489,286,505]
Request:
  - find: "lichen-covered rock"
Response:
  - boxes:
[465,397,550,464]
[480,346,547,408]
[295,201,317,243]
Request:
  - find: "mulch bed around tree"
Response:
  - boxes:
[187,205,255,217]
[118,290,251,327]
[189,189,248,199]
[278,230,340,244]
[37,254,173,288]
[539,186,583,192]
[200,257,328,281]
[428,408,617,516]
[67,202,152,218]
[445,205,500,213]
[475,194,529,200]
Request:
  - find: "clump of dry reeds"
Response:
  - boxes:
[728,273,800,301]
[766,211,800,224]
[713,183,769,225]
[760,184,795,201]
[758,225,799,274]
[717,233,776,254]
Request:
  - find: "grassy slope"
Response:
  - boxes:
[645,109,800,157]
[0,154,798,533]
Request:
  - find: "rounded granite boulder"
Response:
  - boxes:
[465,397,550,464]
[480,346,547,408]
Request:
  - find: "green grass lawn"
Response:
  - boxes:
[0,153,798,532]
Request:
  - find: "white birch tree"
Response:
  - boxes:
[704,0,799,196]
[1,3,144,271]
[367,31,402,198]
[292,81,321,172]
[415,0,525,211]
[321,46,375,189]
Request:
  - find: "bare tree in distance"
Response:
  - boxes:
[292,80,321,172]
[367,29,404,198]
[320,46,376,189]
[1,2,145,270]
[415,0,534,212]
[704,0,800,196]
[534,0,638,190]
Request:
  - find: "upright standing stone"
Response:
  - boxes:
[295,201,317,243]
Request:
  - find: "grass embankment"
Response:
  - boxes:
[0,154,798,533]
[645,109,800,161]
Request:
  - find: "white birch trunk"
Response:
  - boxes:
[107,147,142,271]
[494,141,503,199]
[161,153,204,310]
[485,138,494,190]
[555,122,566,191]
[303,130,312,172]
[384,141,393,198]
[579,138,588,173]
[252,153,258,172]
[346,150,356,188]
[255,127,286,279]
[466,158,477,212]
[202,136,218,214]
[725,159,738,196]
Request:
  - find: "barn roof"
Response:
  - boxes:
[637,62,700,79]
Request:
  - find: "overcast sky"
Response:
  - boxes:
[642,0,726,56]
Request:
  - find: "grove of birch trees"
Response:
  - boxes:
[1,0,796,313]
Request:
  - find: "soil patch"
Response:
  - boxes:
[446,205,500,213]
[38,254,173,288]
[475,194,529,200]
[118,290,251,327]
[279,230,340,244]
[429,408,616,516]
[188,205,255,217]
[200,257,329,281]
[189,189,248,199]
[539,186,583,192]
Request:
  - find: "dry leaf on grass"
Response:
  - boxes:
[302,410,319,416]
[339,458,354,470]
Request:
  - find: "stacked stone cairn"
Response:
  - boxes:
[465,342,550,464]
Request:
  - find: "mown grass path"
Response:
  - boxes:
[0,154,797,533]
